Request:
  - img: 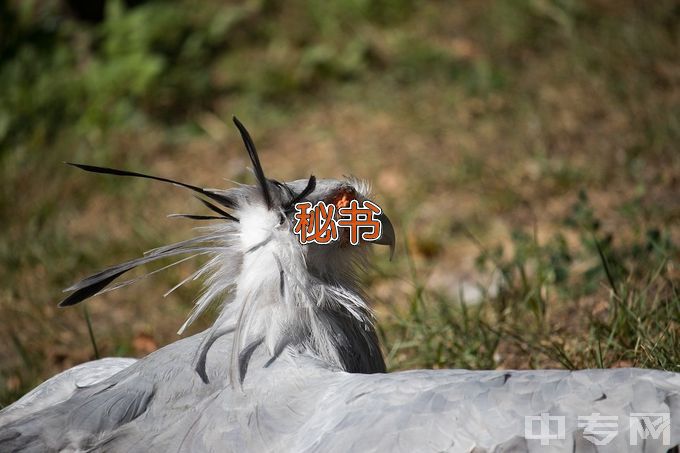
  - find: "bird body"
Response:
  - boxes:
[1,118,679,452]
[2,329,680,452]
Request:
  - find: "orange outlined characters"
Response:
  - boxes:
[337,200,382,245]
[293,200,383,245]
[293,201,339,244]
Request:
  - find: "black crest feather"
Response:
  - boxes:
[232,117,272,209]
[169,214,228,221]
[66,163,236,209]
[285,175,316,209]
[59,235,221,307]
[194,197,238,222]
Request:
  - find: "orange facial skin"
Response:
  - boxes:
[327,187,356,247]
[329,187,355,209]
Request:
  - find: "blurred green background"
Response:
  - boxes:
[1,0,678,406]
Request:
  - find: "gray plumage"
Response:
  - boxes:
[1,118,678,452]
[2,332,679,452]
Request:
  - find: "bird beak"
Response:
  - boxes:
[373,212,396,260]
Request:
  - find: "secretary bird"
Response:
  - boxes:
[1,118,679,453]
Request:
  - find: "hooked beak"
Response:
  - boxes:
[374,212,396,260]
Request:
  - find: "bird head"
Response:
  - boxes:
[226,175,395,283]
[60,117,393,384]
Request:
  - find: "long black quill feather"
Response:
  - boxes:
[66,163,236,209]
[232,117,272,209]
[195,197,238,221]
[168,214,228,221]
[286,175,316,209]
[59,270,131,307]
[60,246,217,306]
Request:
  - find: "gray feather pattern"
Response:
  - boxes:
[2,331,679,452]
[194,326,235,384]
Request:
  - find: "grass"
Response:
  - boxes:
[1,0,678,407]
[380,192,679,372]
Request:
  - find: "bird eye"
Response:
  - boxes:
[278,212,286,226]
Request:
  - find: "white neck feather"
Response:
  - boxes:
[181,201,385,385]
